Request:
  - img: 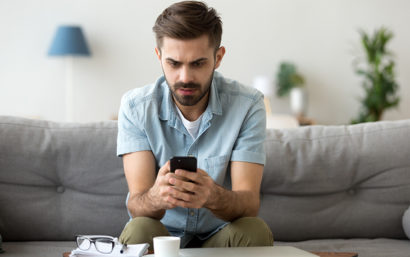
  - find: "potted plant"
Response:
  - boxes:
[275,62,307,117]
[351,27,400,124]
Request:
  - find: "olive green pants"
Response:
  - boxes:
[119,217,273,250]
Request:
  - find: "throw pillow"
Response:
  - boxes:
[403,206,410,240]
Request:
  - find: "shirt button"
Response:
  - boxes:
[190,211,195,216]
[56,186,65,193]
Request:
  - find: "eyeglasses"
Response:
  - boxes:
[76,235,117,254]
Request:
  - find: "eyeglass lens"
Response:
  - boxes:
[95,239,115,254]
[77,237,91,250]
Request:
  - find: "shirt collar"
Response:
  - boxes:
[208,72,223,116]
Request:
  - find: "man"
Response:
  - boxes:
[117,1,273,249]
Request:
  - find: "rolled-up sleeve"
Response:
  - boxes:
[230,94,266,165]
[116,93,151,157]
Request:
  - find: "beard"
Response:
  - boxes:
[166,72,214,107]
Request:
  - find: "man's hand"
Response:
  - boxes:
[166,161,263,222]
[125,151,263,222]
[166,168,215,209]
[130,160,210,212]
[124,151,179,220]
[146,161,178,210]
[124,152,213,219]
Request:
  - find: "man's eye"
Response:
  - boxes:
[168,61,179,67]
[192,62,204,67]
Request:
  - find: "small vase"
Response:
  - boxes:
[290,87,308,117]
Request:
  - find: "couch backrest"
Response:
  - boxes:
[1,116,410,242]
[259,119,410,241]
[0,116,128,241]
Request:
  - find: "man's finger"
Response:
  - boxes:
[170,178,197,192]
[195,168,207,175]
[168,186,195,202]
[158,160,171,176]
[174,169,200,181]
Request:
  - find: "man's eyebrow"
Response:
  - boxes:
[165,57,180,63]
[190,58,208,64]
[165,57,208,63]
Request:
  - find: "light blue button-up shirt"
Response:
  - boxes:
[117,71,266,247]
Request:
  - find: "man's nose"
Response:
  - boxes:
[179,66,194,83]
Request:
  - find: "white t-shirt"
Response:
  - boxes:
[176,106,203,139]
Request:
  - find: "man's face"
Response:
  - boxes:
[156,34,225,107]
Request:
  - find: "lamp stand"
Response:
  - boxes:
[65,56,73,122]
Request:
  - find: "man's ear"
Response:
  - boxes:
[155,47,161,60]
[214,46,225,69]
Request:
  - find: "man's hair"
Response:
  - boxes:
[153,1,222,52]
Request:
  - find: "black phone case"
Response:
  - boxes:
[170,156,197,172]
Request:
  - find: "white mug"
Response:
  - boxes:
[153,236,180,257]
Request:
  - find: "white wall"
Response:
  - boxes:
[1,0,409,124]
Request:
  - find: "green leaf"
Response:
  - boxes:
[351,27,400,124]
[275,61,305,97]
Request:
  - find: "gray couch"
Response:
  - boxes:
[1,115,410,257]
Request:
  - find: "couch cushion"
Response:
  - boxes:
[0,116,129,241]
[260,120,410,241]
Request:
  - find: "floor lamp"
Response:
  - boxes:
[253,76,273,116]
[253,76,299,128]
[48,25,91,122]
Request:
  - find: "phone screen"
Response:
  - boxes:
[170,156,197,173]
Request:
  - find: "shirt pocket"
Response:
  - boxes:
[204,155,230,185]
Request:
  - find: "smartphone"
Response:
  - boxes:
[170,156,197,173]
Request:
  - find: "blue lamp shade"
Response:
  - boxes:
[48,25,91,56]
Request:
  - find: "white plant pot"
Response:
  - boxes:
[290,87,308,117]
